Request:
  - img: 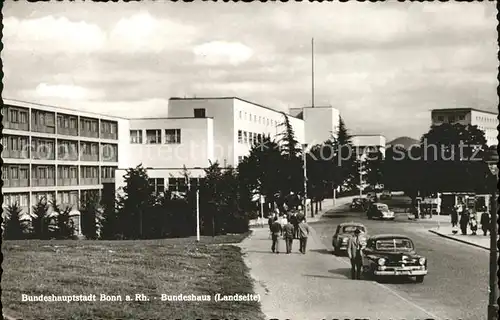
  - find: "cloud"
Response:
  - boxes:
[193,41,253,66]
[35,83,105,100]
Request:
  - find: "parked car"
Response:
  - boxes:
[367,203,395,220]
[350,197,368,211]
[380,190,392,200]
[362,234,428,283]
[332,222,367,255]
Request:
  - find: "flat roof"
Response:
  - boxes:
[169,96,302,119]
[3,98,129,120]
[352,134,386,138]
[431,107,497,116]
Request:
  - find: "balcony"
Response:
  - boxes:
[32,150,55,161]
[32,178,56,187]
[101,177,115,183]
[4,121,29,131]
[80,154,99,162]
[32,124,56,134]
[57,178,79,186]
[101,132,118,140]
[2,150,29,159]
[80,178,99,185]
[3,179,30,188]
[80,129,99,139]
[57,127,78,136]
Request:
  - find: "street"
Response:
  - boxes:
[312,202,489,320]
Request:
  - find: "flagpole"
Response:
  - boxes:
[311,37,315,108]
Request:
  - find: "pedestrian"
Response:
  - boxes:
[283,220,295,254]
[347,228,364,280]
[469,212,478,235]
[460,209,470,235]
[451,205,459,228]
[481,211,490,236]
[270,216,282,254]
[280,214,288,236]
[297,218,310,254]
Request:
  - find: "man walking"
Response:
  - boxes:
[347,229,364,280]
[270,217,282,254]
[289,212,298,239]
[481,210,491,236]
[283,219,295,254]
[297,218,310,254]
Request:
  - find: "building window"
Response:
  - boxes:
[249,132,253,144]
[458,115,465,121]
[449,116,456,123]
[130,130,143,144]
[239,111,242,119]
[238,156,243,163]
[165,129,181,144]
[253,133,258,145]
[437,116,444,121]
[253,115,257,122]
[149,178,165,194]
[238,130,243,143]
[257,133,262,143]
[146,130,161,144]
[243,131,248,144]
[194,108,206,118]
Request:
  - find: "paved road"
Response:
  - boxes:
[312,203,489,320]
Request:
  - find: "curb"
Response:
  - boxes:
[428,229,489,251]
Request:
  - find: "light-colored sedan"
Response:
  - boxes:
[332,222,368,255]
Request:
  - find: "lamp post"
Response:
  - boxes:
[486,148,498,320]
[302,144,311,218]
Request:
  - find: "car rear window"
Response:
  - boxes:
[343,226,365,233]
[377,205,389,210]
[375,238,413,251]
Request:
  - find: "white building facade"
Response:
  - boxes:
[430,108,498,146]
[290,106,340,146]
[351,134,386,158]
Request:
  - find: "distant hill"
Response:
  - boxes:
[386,136,419,150]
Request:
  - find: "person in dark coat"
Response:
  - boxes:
[481,211,491,236]
[460,210,470,235]
[282,220,295,254]
[289,213,298,239]
[270,217,282,254]
[347,229,364,280]
[451,206,459,228]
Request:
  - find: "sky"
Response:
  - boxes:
[3,1,498,141]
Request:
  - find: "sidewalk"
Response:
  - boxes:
[249,196,355,227]
[239,209,438,319]
[429,225,492,250]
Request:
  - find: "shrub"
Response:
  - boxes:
[4,203,27,240]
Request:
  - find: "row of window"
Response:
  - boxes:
[238,110,280,127]
[475,116,497,123]
[4,105,118,139]
[130,129,182,144]
[148,177,205,194]
[2,165,116,181]
[3,191,95,209]
[2,135,118,161]
[237,130,265,145]
[436,115,466,122]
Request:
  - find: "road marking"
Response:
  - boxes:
[311,228,444,320]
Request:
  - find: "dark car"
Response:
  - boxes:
[367,203,395,220]
[332,222,367,255]
[362,234,428,283]
[350,197,368,211]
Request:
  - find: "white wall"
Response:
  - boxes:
[302,107,339,145]
[470,110,498,146]
[168,98,235,166]
[125,118,214,169]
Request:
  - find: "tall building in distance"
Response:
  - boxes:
[351,134,386,158]
[289,106,340,146]
[430,107,498,146]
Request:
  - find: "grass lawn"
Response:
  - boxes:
[2,232,266,320]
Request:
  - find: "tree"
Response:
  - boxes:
[80,191,103,240]
[277,112,303,199]
[4,204,27,240]
[364,150,384,188]
[420,123,490,194]
[31,198,50,239]
[51,201,75,240]
[116,164,155,239]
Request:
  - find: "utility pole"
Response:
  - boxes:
[303,144,312,218]
[312,37,315,108]
[196,177,200,242]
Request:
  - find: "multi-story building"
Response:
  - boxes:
[430,108,498,146]
[115,97,306,193]
[3,96,341,216]
[2,99,130,229]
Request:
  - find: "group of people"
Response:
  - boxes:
[268,211,310,254]
[451,203,491,236]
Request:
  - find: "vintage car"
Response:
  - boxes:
[332,222,367,255]
[350,197,368,211]
[367,203,395,220]
[362,234,428,283]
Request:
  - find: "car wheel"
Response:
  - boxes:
[415,275,424,283]
[334,246,341,256]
